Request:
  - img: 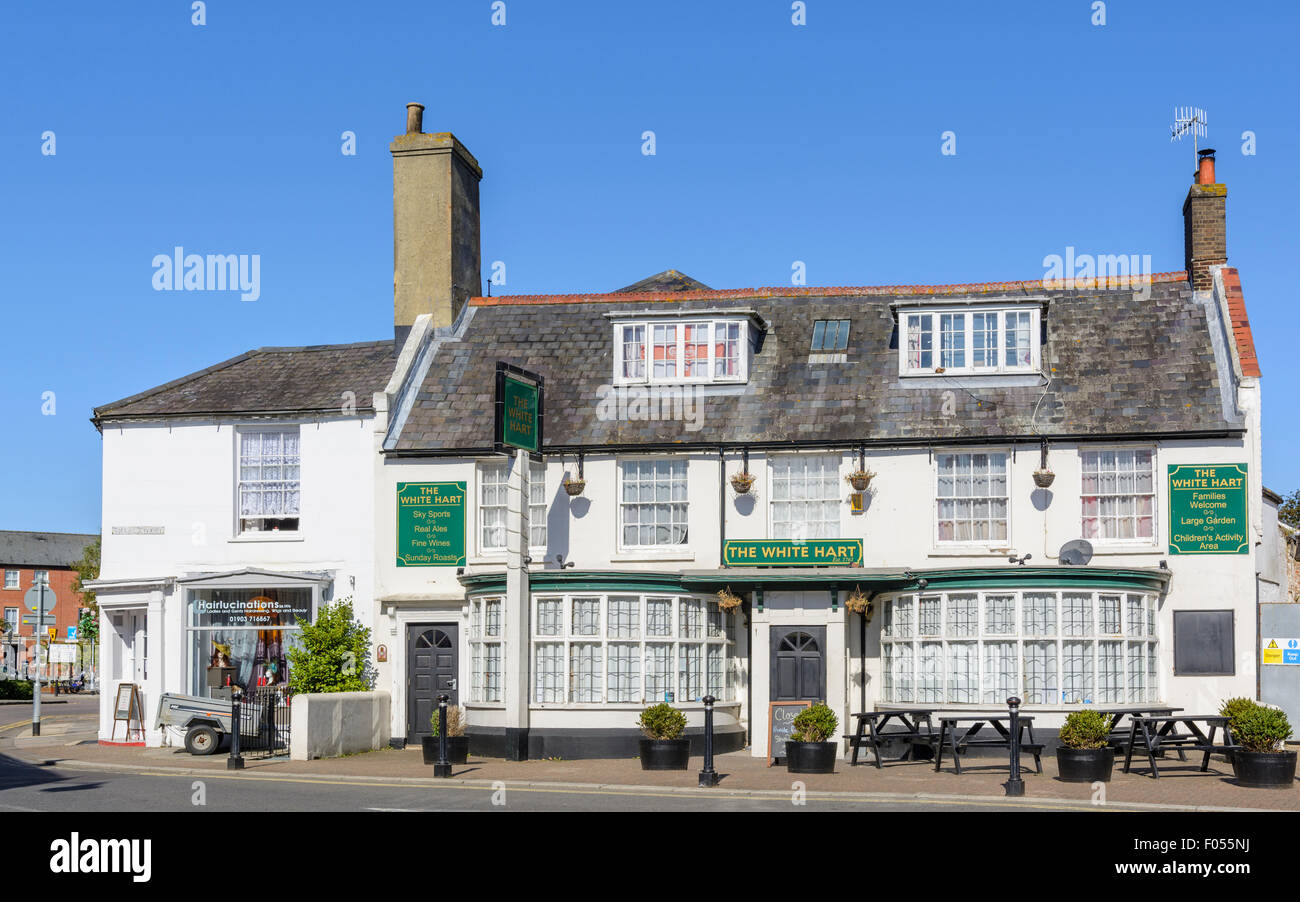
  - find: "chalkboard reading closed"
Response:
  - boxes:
[768,701,812,764]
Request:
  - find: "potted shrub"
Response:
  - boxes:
[1231,704,1295,789]
[1056,709,1116,782]
[637,702,690,770]
[716,587,743,612]
[786,704,839,774]
[1219,696,1256,764]
[845,468,875,492]
[423,705,470,765]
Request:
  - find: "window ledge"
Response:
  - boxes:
[611,550,697,563]
[927,547,1013,557]
[1085,545,1162,556]
[229,534,305,543]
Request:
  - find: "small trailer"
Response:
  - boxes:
[155,689,290,756]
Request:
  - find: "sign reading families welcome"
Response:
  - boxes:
[396,482,466,567]
[1167,464,1248,554]
[724,539,863,567]
[494,363,543,455]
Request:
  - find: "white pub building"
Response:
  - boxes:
[95,104,1266,761]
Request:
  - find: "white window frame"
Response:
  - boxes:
[33,570,49,587]
[617,458,690,550]
[4,570,18,590]
[1079,446,1158,547]
[476,459,548,555]
[880,589,1160,706]
[528,592,735,707]
[767,453,843,540]
[234,426,302,536]
[613,318,749,385]
[933,450,1012,548]
[468,596,505,704]
[899,305,1040,376]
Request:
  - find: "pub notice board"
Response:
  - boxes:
[768,700,812,765]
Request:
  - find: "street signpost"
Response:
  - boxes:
[28,580,51,736]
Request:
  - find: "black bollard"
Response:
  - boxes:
[227,688,245,770]
[698,695,719,787]
[434,694,452,778]
[1003,696,1024,797]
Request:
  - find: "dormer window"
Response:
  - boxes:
[899,305,1039,376]
[614,318,749,384]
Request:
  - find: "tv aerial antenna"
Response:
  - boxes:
[1170,106,1208,163]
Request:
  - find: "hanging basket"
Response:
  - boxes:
[844,586,872,616]
[716,587,744,611]
[845,469,876,492]
[1033,468,1056,489]
[563,476,586,497]
[730,471,756,495]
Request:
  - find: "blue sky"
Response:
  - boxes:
[1,1,1297,533]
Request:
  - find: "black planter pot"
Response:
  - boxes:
[639,738,690,770]
[786,741,838,774]
[1056,746,1116,783]
[1232,750,1297,788]
[422,735,469,765]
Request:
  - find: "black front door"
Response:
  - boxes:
[770,625,826,702]
[407,623,458,742]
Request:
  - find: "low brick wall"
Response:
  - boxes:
[289,691,391,761]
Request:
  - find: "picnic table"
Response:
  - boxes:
[1093,706,1184,733]
[932,715,1044,775]
[1121,714,1237,779]
[846,709,936,768]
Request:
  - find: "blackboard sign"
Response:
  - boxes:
[1173,610,1235,675]
[768,700,812,765]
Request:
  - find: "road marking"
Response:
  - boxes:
[47,767,1145,812]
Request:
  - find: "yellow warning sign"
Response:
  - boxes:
[1263,638,1283,665]
[1268,640,1279,648]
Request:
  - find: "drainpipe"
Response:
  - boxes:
[718,448,726,565]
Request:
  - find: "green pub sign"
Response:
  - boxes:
[396,482,466,567]
[723,539,863,567]
[495,363,543,455]
[1167,464,1248,555]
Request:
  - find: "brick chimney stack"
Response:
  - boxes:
[390,102,483,350]
[1183,148,1226,291]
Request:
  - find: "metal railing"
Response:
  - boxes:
[235,687,291,759]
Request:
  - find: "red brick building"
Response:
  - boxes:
[1,531,98,680]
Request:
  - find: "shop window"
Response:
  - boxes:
[527,592,734,705]
[186,588,312,697]
[880,589,1160,706]
[237,429,301,534]
[771,454,841,540]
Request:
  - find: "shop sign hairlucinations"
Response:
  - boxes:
[1167,464,1248,554]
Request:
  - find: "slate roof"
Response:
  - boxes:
[391,271,1243,452]
[615,270,712,293]
[93,341,395,423]
[0,531,98,568]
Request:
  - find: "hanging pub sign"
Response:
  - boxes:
[1167,464,1248,554]
[724,539,863,567]
[494,362,544,456]
[396,482,467,567]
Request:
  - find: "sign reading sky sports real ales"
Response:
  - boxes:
[1167,464,1248,554]
[502,375,539,453]
[396,482,466,567]
[724,539,863,567]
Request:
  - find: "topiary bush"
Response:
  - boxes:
[0,680,33,700]
[791,703,838,743]
[638,703,687,740]
[1059,709,1112,749]
[1219,697,1258,734]
[1233,705,1293,753]
[430,705,466,737]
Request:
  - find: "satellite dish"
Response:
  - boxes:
[1059,539,1094,566]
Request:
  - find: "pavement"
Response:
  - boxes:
[2,706,1296,811]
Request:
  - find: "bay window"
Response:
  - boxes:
[880,589,1160,705]
[530,592,735,705]
[469,596,504,702]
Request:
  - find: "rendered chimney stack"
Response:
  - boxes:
[390,102,483,350]
[1183,148,1226,291]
